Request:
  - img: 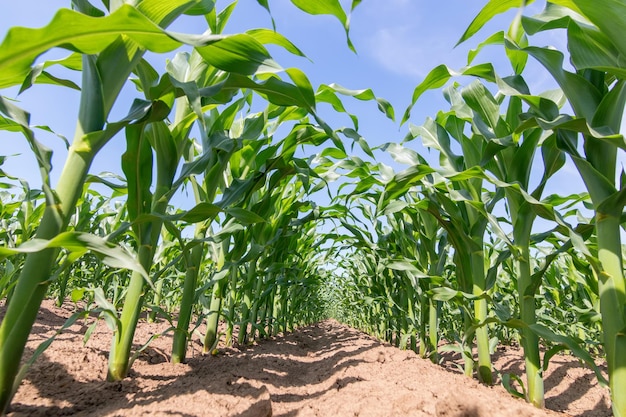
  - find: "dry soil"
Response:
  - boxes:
[2,300,612,416]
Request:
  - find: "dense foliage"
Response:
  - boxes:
[1,1,625,416]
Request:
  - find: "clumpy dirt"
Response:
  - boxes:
[2,300,612,416]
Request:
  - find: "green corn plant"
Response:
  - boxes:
[162,0,374,355]
[483,94,566,408]
[0,1,219,408]
[0,176,44,302]
[401,114,507,384]
[0,0,363,408]
[422,73,566,404]
[107,116,181,380]
[404,202,448,361]
[458,1,626,413]
[202,237,229,354]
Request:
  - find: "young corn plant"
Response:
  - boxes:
[406,0,626,410]
[459,1,626,413]
[401,111,508,384]
[0,0,359,409]
[0,1,218,407]
[420,73,566,405]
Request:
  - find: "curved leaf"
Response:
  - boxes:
[0,232,147,279]
[0,5,278,89]
[457,0,534,46]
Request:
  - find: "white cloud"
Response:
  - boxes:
[366,25,461,79]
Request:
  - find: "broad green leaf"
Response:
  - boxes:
[521,2,585,35]
[461,80,501,132]
[146,121,179,195]
[0,5,277,89]
[592,80,626,135]
[289,0,355,52]
[402,64,495,125]
[137,0,212,27]
[195,34,281,75]
[383,143,421,166]
[0,6,173,88]
[505,41,601,119]
[383,200,409,215]
[457,0,534,46]
[247,28,307,58]
[183,0,215,16]
[285,68,316,111]
[517,114,625,150]
[567,21,626,78]
[226,207,267,224]
[198,73,313,109]
[529,323,608,386]
[384,165,436,201]
[0,232,148,279]
[386,260,420,273]
[122,124,153,234]
[560,0,626,59]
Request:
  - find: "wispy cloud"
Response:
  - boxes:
[355,1,470,80]
[366,25,461,79]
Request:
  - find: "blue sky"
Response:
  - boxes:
[0,1,599,209]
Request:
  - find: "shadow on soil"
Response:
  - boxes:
[7,320,376,417]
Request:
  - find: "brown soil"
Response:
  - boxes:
[2,300,612,416]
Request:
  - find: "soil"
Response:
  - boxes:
[2,300,612,416]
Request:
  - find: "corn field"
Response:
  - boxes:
[0,0,625,415]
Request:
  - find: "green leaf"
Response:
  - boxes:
[72,0,106,16]
[0,5,277,89]
[321,83,395,122]
[386,259,420,273]
[560,0,626,59]
[457,0,534,46]
[183,0,215,16]
[506,41,601,120]
[181,203,223,223]
[289,0,355,52]
[566,21,626,78]
[0,232,148,279]
[383,143,421,166]
[285,68,316,111]
[520,2,583,35]
[226,207,267,224]
[195,34,282,75]
[529,323,608,386]
[122,124,154,235]
[402,64,495,125]
[247,28,307,59]
[461,80,501,132]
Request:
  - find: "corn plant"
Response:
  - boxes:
[458,1,626,413]
[0,0,219,403]
[0,0,361,411]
